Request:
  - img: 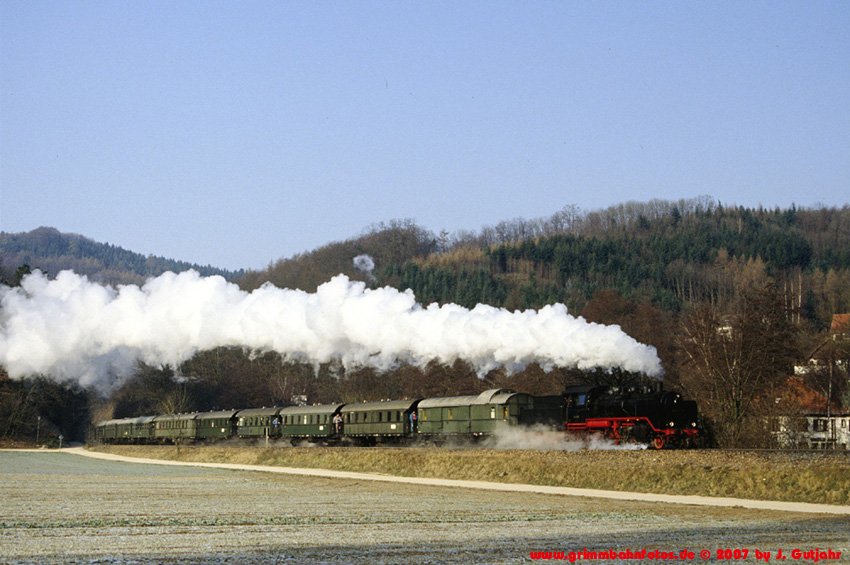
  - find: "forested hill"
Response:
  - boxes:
[244,199,850,331]
[0,227,243,286]
[10,202,846,330]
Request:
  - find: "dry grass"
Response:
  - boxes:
[92,445,850,505]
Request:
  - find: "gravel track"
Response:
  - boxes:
[1,450,848,564]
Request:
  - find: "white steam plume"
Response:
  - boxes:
[0,270,662,390]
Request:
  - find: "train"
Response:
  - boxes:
[94,384,701,449]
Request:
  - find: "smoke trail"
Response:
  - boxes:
[352,254,375,274]
[0,270,662,390]
[352,254,376,282]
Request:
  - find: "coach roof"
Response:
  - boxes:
[418,389,520,408]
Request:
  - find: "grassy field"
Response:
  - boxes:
[91,444,850,506]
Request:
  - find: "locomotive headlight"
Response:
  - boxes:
[668,421,675,427]
[691,422,697,427]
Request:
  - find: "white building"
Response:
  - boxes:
[774,414,850,450]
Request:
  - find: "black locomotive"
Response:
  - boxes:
[564,384,700,449]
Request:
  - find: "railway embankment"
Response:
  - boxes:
[90,445,850,506]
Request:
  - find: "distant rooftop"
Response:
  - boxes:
[831,314,850,333]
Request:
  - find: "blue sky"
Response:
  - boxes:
[2,2,848,271]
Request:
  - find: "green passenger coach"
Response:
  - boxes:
[341,399,418,441]
[153,413,198,443]
[195,410,238,440]
[96,418,122,443]
[279,403,344,442]
[417,389,537,436]
[236,407,283,439]
[126,415,156,442]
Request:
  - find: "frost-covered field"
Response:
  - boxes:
[1,451,848,564]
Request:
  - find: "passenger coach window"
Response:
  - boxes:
[490,407,496,419]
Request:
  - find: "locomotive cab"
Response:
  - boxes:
[563,385,604,423]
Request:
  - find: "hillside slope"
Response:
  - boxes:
[1,227,242,286]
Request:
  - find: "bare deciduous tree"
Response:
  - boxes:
[677,283,797,447]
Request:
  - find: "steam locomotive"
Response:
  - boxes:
[94,385,700,449]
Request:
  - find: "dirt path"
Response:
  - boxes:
[64,447,850,516]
